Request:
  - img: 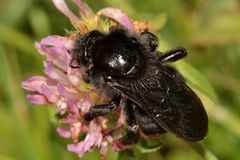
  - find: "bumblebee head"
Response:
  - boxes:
[72,28,146,78]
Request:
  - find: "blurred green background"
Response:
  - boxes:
[0,0,240,160]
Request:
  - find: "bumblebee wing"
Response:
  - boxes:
[145,84,208,141]
[110,67,208,141]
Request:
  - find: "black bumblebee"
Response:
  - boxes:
[71,26,208,145]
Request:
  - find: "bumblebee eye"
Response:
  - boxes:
[140,31,159,52]
[81,30,104,65]
[150,40,158,51]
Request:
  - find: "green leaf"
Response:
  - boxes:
[174,61,217,100]
[55,112,69,120]
[151,13,168,31]
[136,138,162,153]
[190,143,218,160]
[28,7,51,39]
[0,0,31,26]
[118,149,135,160]
[0,24,36,55]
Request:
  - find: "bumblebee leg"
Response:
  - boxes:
[139,32,159,52]
[119,125,139,146]
[159,47,187,63]
[117,100,139,146]
[84,96,121,121]
[132,105,166,136]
